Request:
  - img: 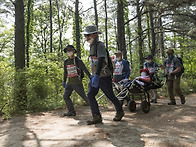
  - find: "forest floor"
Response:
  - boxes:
[0,94,196,147]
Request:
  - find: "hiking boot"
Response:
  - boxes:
[181,98,186,104]
[168,101,176,105]
[87,114,102,125]
[151,99,157,103]
[113,111,124,121]
[63,111,76,116]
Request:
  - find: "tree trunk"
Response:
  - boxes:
[75,0,81,58]
[56,0,63,55]
[146,6,151,53]
[26,0,32,68]
[14,0,27,111]
[136,0,144,67]
[15,0,25,70]
[104,0,108,50]
[117,0,126,59]
[49,0,53,53]
[94,0,98,27]
[148,5,156,56]
[158,15,165,58]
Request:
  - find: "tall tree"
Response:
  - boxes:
[14,0,25,70]
[49,0,53,53]
[55,0,63,55]
[93,0,98,27]
[104,0,108,50]
[136,0,144,67]
[14,0,27,111]
[148,3,156,56]
[75,0,81,58]
[117,0,126,59]
[26,0,32,68]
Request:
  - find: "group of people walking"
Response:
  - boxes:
[62,25,186,125]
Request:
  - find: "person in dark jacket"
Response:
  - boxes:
[63,45,91,116]
[83,25,124,125]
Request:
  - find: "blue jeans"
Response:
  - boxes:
[87,76,123,116]
[63,83,89,112]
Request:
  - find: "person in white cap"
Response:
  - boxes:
[113,50,131,106]
[83,25,124,125]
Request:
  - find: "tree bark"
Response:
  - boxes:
[136,0,144,67]
[14,0,27,111]
[56,0,63,55]
[75,0,81,58]
[117,0,126,59]
[49,0,53,53]
[94,0,98,27]
[26,0,32,68]
[158,15,165,58]
[104,0,108,50]
[15,0,25,70]
[148,4,156,56]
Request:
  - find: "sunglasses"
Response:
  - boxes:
[84,34,91,37]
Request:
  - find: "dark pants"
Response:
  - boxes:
[167,76,185,102]
[87,76,123,116]
[63,83,89,112]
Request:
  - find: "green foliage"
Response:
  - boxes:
[0,61,14,119]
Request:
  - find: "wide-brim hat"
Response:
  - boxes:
[114,50,122,54]
[145,54,153,59]
[140,68,149,75]
[82,25,102,35]
[64,45,77,53]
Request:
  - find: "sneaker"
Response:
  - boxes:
[168,101,176,105]
[63,111,76,116]
[87,114,102,125]
[113,111,124,121]
[181,98,186,104]
[151,99,157,103]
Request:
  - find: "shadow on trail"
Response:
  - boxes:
[2,115,41,147]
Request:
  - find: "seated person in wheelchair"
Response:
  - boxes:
[135,68,150,86]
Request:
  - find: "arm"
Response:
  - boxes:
[78,59,91,78]
[64,60,68,83]
[96,42,106,76]
[139,76,151,83]
[96,57,104,76]
[123,60,130,78]
[168,57,182,77]
[168,66,181,77]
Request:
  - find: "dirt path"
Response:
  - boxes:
[0,94,196,147]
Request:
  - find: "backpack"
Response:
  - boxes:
[176,57,185,74]
[95,41,114,73]
[64,57,84,79]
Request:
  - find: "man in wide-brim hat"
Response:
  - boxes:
[83,25,124,125]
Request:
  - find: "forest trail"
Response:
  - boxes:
[0,94,196,147]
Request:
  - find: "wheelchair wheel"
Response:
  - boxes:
[141,100,150,113]
[128,100,136,112]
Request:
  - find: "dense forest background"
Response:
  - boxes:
[0,0,196,118]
